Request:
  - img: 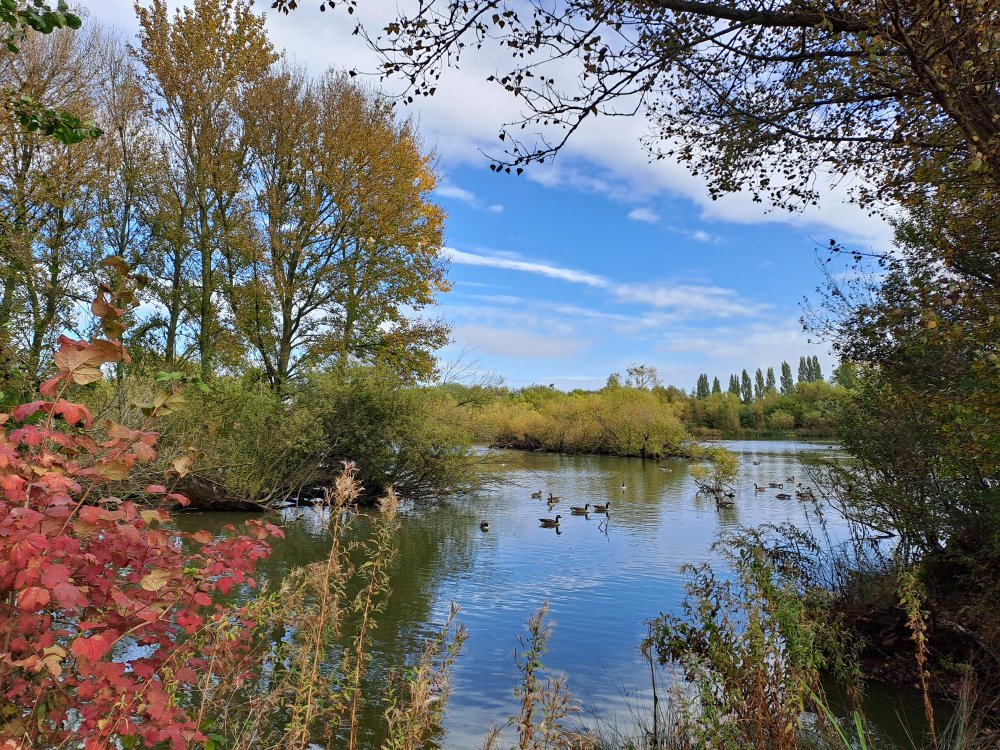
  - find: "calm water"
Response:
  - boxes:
[176,440,928,747]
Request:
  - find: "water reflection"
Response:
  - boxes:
[174,440,911,748]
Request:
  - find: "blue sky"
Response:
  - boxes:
[95,1,893,392]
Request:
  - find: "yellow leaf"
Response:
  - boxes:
[171,454,193,478]
[140,568,172,592]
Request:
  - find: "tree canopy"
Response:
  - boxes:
[285,0,1000,213]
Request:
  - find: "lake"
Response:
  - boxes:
[176,439,929,747]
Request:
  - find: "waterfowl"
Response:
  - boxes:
[547,493,561,503]
[795,490,814,500]
[775,492,792,500]
[754,483,768,492]
[569,504,590,515]
[768,482,784,489]
[531,490,543,499]
[591,501,610,513]
[621,482,627,490]
[716,499,735,509]
[752,460,761,465]
[723,491,736,498]
[539,515,562,528]
[786,475,795,482]
[479,521,490,532]
[658,466,671,472]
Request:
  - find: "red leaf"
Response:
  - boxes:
[192,592,211,606]
[41,564,71,589]
[39,373,67,397]
[18,586,51,610]
[12,401,44,422]
[216,577,234,595]
[52,399,93,428]
[167,493,190,507]
[71,632,113,661]
[145,484,166,494]
[52,582,88,609]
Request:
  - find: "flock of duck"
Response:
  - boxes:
[479,484,621,533]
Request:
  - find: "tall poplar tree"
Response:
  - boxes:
[695,373,710,399]
[754,368,765,400]
[780,361,794,394]
[728,373,740,396]
[711,376,721,395]
[740,369,752,405]
[765,366,776,394]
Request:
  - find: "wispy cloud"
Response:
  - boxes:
[451,324,590,358]
[434,182,504,213]
[628,207,660,224]
[444,247,764,319]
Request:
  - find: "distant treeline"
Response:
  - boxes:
[436,359,850,456]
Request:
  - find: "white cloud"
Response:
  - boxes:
[445,247,763,319]
[435,183,479,205]
[486,204,504,213]
[627,207,660,224]
[451,325,590,359]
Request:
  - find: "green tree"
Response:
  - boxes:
[797,356,809,384]
[811,355,823,382]
[728,373,740,397]
[765,366,776,395]
[753,368,765,401]
[780,361,794,395]
[625,363,661,390]
[695,373,710,400]
[740,369,752,405]
[711,376,721,395]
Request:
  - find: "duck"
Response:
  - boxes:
[752,460,761,465]
[775,492,792,500]
[768,482,784,489]
[754,483,768,492]
[569,504,590,515]
[531,490,543,499]
[723,491,736,498]
[547,492,561,503]
[539,515,561,528]
[795,490,815,500]
[591,501,610,513]
[786,475,795,483]
[479,521,490,532]
[716,499,735,509]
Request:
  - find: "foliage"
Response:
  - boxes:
[690,447,739,498]
[293,1,1000,217]
[645,537,861,750]
[0,274,282,748]
[303,366,481,501]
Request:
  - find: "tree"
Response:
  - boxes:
[695,373,710,400]
[728,373,740,397]
[797,357,809,384]
[233,68,447,389]
[711,376,721,395]
[810,355,823,382]
[625,363,661,390]
[753,368,765,401]
[0,28,109,384]
[135,0,277,380]
[740,369,752,405]
[765,367,777,395]
[780,361,794,395]
[291,1,1000,216]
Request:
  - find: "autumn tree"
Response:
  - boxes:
[625,363,661,390]
[753,368,765,400]
[0,27,109,385]
[135,0,277,380]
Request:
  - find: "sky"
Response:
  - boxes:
[92,1,894,393]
